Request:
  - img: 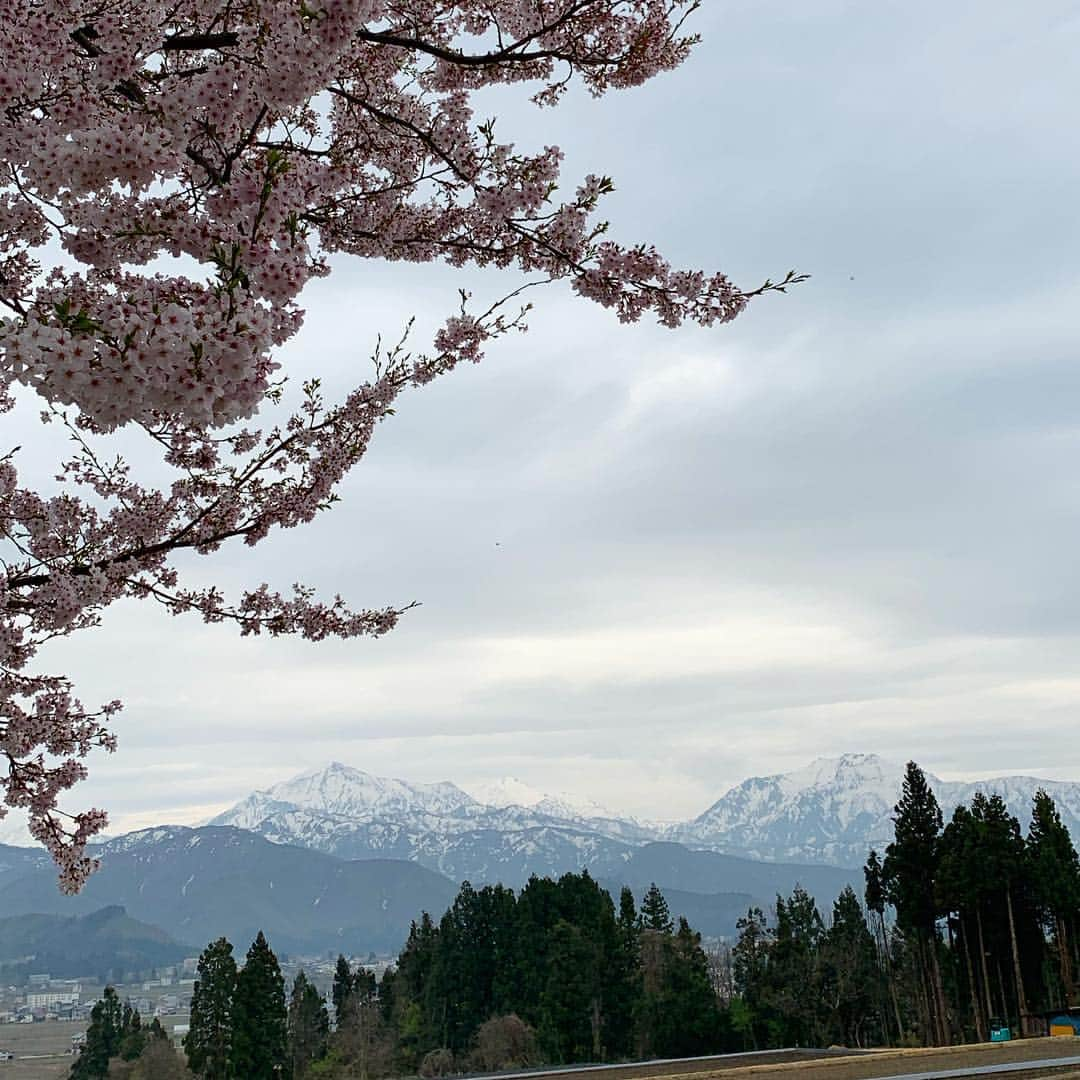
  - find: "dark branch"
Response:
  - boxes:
[162,32,241,52]
[354,28,600,68]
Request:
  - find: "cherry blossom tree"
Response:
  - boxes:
[0,0,802,890]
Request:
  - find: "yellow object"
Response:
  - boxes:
[1050,1024,1076,1037]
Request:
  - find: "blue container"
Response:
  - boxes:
[1050,1015,1080,1036]
[989,1018,1011,1042]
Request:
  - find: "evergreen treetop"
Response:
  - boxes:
[231,930,288,1080]
[640,883,674,934]
[185,937,237,1080]
[882,761,943,934]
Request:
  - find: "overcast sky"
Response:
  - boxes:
[13,1,1080,839]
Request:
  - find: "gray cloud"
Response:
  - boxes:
[10,2,1080,839]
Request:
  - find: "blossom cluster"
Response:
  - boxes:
[0,0,787,888]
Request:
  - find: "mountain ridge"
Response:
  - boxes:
[210,753,1080,871]
[0,825,459,955]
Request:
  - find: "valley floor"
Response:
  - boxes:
[5,1031,1080,1080]
[0,1017,188,1079]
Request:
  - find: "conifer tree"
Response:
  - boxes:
[972,793,1032,1032]
[118,1006,148,1061]
[354,965,378,1003]
[864,848,903,1042]
[618,886,639,944]
[71,986,123,1079]
[640,883,674,934]
[732,907,771,1050]
[938,804,988,1041]
[609,886,642,1056]
[882,762,948,1044]
[538,919,604,1062]
[822,887,881,1047]
[1028,789,1080,1005]
[232,931,288,1079]
[393,914,439,1066]
[333,955,356,1020]
[289,971,330,1079]
[652,917,719,1056]
[766,888,826,1046]
[186,938,238,1080]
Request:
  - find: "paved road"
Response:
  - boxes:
[462,1042,1080,1080]
[464,1048,870,1080]
[874,1055,1080,1080]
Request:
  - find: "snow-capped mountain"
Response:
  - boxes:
[674,753,1080,868]
[465,776,620,822]
[671,753,901,866]
[210,763,657,855]
[209,754,1080,874]
[216,761,477,832]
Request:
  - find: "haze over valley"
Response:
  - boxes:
[0,754,1073,958]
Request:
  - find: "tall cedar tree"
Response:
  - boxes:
[882,761,948,1045]
[535,873,620,1062]
[766,887,826,1046]
[656,917,721,1056]
[70,986,123,1080]
[732,907,771,1050]
[640,883,674,934]
[185,937,236,1080]
[822,887,882,1048]
[970,793,1033,1032]
[539,919,605,1062]
[185,938,237,1080]
[118,1005,147,1061]
[610,887,643,1057]
[938,804,989,1042]
[1028,789,1080,1005]
[231,931,288,1079]
[332,955,355,1019]
[864,849,903,1042]
[289,971,330,1079]
[328,956,392,1079]
[393,914,438,1068]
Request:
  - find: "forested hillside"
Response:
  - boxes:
[730,763,1080,1048]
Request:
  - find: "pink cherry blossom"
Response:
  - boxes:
[0,0,803,891]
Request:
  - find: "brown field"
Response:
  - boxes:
[0,1032,1077,1080]
[0,1016,190,1080]
[0,1019,80,1080]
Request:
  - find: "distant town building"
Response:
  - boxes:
[27,993,79,1009]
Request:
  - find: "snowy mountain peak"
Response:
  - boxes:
[198,755,1080,873]
[274,762,474,814]
[209,762,477,832]
[465,776,546,809]
[464,777,618,821]
[674,754,1080,868]
[771,753,906,798]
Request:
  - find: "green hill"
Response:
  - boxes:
[0,905,188,982]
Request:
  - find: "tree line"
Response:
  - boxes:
[730,762,1080,1048]
[302,873,726,1076]
[73,874,729,1079]
[380,874,720,1073]
[74,765,1080,1076]
[70,987,185,1079]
